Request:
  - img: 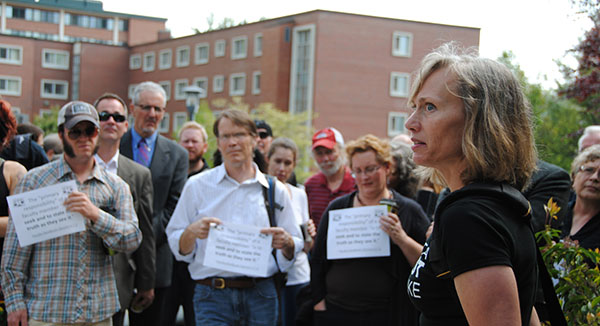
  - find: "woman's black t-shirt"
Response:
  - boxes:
[407,183,538,326]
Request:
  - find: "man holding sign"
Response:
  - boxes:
[166,109,303,325]
[1,101,142,326]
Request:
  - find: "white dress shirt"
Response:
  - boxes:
[286,184,311,286]
[94,150,119,175]
[166,163,303,280]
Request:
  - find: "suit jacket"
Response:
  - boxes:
[112,154,155,310]
[120,130,188,288]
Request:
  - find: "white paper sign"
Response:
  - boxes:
[327,205,390,260]
[7,180,85,247]
[203,223,273,277]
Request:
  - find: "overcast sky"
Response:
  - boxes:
[101,0,592,90]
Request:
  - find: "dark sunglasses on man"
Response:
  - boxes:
[258,131,270,139]
[99,111,126,123]
[67,125,98,140]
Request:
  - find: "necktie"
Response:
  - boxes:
[137,139,151,167]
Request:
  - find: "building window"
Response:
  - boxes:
[128,84,138,99]
[289,24,316,114]
[0,76,21,96]
[11,107,28,124]
[231,36,247,60]
[158,49,172,70]
[143,52,155,72]
[215,39,226,57]
[41,79,68,99]
[252,71,261,95]
[173,112,188,133]
[254,33,263,57]
[158,81,171,101]
[129,54,141,70]
[388,112,408,136]
[193,77,208,98]
[213,75,224,93]
[0,45,23,65]
[392,31,412,57]
[195,43,209,65]
[159,112,170,133]
[229,73,246,96]
[42,49,69,70]
[174,79,188,100]
[390,72,410,97]
[176,46,190,67]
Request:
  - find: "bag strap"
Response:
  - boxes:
[262,175,282,270]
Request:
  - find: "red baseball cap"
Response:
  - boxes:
[312,128,344,150]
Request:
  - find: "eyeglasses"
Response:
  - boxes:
[579,165,600,176]
[218,132,249,141]
[67,126,98,140]
[258,131,270,139]
[99,111,126,123]
[136,104,164,112]
[352,165,381,177]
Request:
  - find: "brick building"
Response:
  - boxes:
[0,1,480,141]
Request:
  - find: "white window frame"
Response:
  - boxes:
[159,112,170,133]
[193,77,208,98]
[0,44,23,65]
[390,72,410,98]
[158,49,172,70]
[214,39,226,57]
[174,79,188,101]
[129,54,141,70]
[213,75,224,93]
[176,45,190,67]
[173,112,188,133]
[254,33,263,57]
[194,42,209,65]
[128,84,138,99]
[41,48,70,70]
[252,71,261,95]
[143,51,155,72]
[0,75,22,96]
[158,80,171,101]
[392,31,413,57]
[388,112,408,137]
[229,73,246,96]
[40,79,69,100]
[231,36,247,60]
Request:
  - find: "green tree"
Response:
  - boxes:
[33,106,60,134]
[498,51,589,171]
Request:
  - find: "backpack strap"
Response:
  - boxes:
[263,175,276,228]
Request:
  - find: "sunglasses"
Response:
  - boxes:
[99,111,126,123]
[258,131,270,139]
[67,126,98,140]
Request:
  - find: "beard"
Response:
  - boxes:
[318,156,344,176]
[61,133,99,158]
[189,152,204,165]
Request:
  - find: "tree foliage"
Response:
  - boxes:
[33,106,60,134]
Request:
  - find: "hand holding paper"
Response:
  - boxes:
[261,227,294,259]
[63,190,100,223]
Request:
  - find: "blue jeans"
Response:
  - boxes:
[193,279,278,326]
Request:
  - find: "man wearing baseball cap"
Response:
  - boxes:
[1,101,141,326]
[304,127,355,229]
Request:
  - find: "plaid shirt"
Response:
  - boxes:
[1,156,141,323]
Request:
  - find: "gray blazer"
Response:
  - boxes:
[112,154,155,309]
[120,130,188,288]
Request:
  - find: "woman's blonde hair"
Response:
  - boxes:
[408,43,537,191]
[345,134,392,169]
[571,144,600,178]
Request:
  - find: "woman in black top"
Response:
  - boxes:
[404,44,539,326]
[310,134,429,326]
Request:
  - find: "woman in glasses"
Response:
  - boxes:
[563,144,600,251]
[310,134,429,326]
[0,99,27,322]
[405,43,539,325]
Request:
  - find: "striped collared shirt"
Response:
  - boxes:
[1,156,141,323]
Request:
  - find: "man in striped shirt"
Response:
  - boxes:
[304,128,356,230]
[1,101,142,326]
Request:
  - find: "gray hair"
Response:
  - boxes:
[132,81,167,107]
[578,125,600,152]
[571,144,600,177]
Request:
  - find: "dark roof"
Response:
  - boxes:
[5,0,167,22]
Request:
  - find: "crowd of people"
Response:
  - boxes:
[0,43,598,326]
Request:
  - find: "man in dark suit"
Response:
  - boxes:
[93,93,155,326]
[120,82,188,326]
